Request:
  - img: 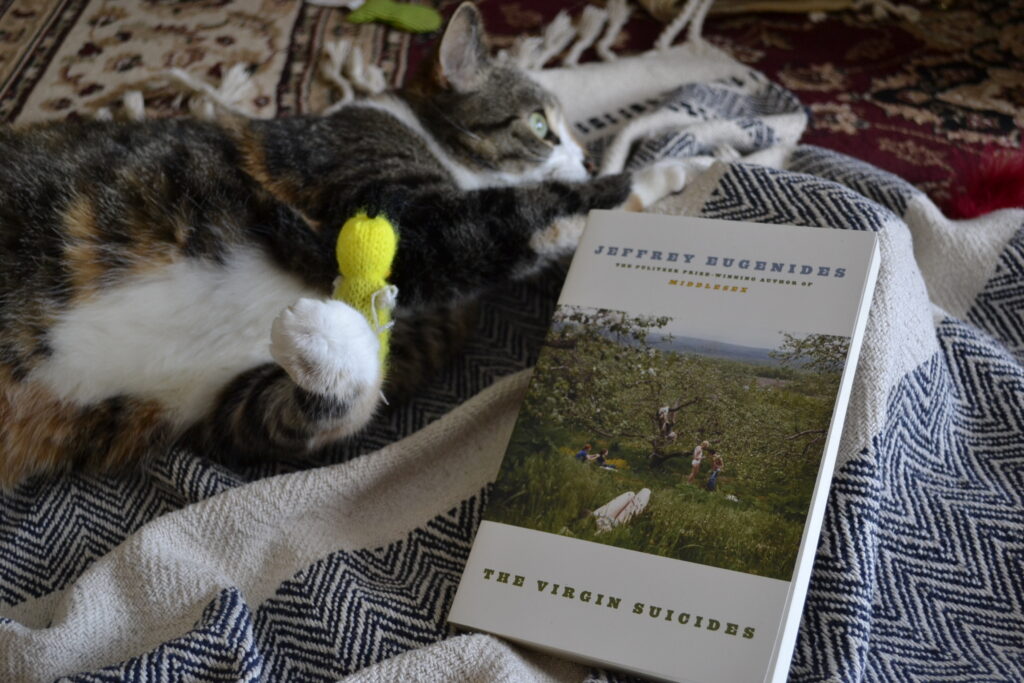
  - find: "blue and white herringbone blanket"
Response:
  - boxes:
[1,37,1022,683]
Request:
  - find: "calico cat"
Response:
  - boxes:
[0,3,684,488]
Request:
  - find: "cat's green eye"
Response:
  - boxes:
[528,111,549,140]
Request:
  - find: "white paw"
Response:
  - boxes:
[630,160,691,208]
[270,298,381,400]
[529,215,587,258]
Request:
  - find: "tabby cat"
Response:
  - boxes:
[0,3,684,488]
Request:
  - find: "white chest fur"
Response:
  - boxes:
[30,248,319,429]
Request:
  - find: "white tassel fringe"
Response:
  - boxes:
[655,0,715,50]
[321,38,387,111]
[852,0,921,22]
[532,11,577,68]
[169,63,256,120]
[510,35,545,69]
[122,90,146,121]
[564,6,609,66]
[595,0,631,62]
[510,10,577,72]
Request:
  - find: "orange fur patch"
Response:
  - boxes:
[63,196,106,301]
[62,194,181,302]
[0,370,171,489]
[231,125,323,232]
[234,128,294,201]
[623,194,645,212]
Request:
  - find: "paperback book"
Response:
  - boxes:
[448,210,880,682]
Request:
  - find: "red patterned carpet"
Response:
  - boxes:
[704,1,1024,213]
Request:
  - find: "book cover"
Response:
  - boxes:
[449,210,880,682]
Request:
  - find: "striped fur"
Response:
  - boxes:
[0,3,665,487]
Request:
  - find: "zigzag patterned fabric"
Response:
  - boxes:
[693,156,1024,682]
[2,49,1023,683]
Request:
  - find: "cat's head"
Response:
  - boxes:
[404,3,590,183]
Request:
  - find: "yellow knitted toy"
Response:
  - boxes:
[333,212,399,370]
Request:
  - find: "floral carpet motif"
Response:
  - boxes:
[0,0,403,124]
[3,0,303,122]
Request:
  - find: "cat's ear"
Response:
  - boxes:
[437,2,489,92]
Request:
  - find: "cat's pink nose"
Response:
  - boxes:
[584,157,597,176]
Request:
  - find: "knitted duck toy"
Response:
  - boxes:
[332,212,399,371]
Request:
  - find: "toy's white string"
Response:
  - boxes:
[369,284,398,407]
[369,284,399,334]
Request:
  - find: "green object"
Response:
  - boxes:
[528,112,549,140]
[347,0,443,34]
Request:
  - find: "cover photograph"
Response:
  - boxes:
[449,211,880,682]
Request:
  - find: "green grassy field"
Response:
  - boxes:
[487,438,805,580]
[485,308,845,581]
